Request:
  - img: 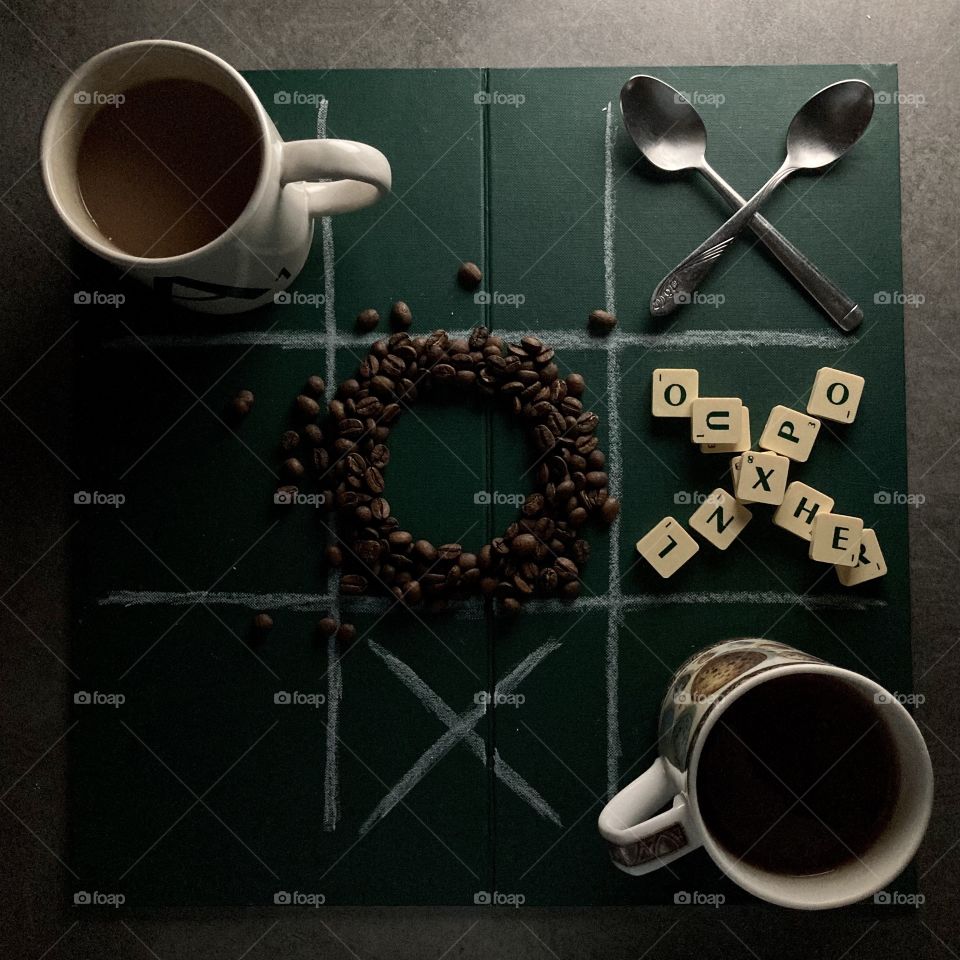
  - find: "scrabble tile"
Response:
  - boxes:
[809,513,864,567]
[652,368,699,417]
[807,367,865,424]
[759,405,821,463]
[690,398,743,445]
[735,451,790,505]
[836,529,887,586]
[636,516,699,578]
[700,406,751,454]
[688,488,752,550]
[773,482,836,541]
[729,455,757,503]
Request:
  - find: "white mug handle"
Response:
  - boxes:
[597,757,702,875]
[280,139,392,217]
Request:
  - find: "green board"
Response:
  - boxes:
[69,64,911,908]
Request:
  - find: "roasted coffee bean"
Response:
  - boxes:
[356,396,383,417]
[329,399,346,420]
[370,497,391,521]
[276,484,298,504]
[390,301,413,329]
[520,335,543,354]
[421,572,447,588]
[560,397,583,416]
[588,309,617,334]
[280,429,300,452]
[295,394,320,418]
[576,435,599,455]
[303,424,323,446]
[586,470,608,488]
[534,348,555,365]
[400,580,422,604]
[355,540,381,564]
[601,497,621,523]
[381,355,405,379]
[513,574,535,595]
[459,552,478,571]
[364,466,385,493]
[338,419,363,440]
[438,543,462,562]
[340,574,368,595]
[534,424,555,452]
[538,567,558,595]
[523,493,545,516]
[433,363,456,379]
[339,379,361,399]
[337,489,360,508]
[539,363,559,383]
[555,557,579,581]
[369,443,390,468]
[282,457,305,481]
[337,622,357,643]
[587,449,605,469]
[568,507,588,527]
[356,308,380,332]
[480,576,498,596]
[355,505,373,524]
[389,530,414,551]
[545,410,566,436]
[371,375,395,398]
[566,373,586,396]
[414,539,438,564]
[492,536,510,557]
[306,375,325,396]
[576,411,599,434]
[573,539,590,564]
[381,402,401,424]
[317,616,338,637]
[457,261,483,289]
[531,400,554,418]
[469,326,489,350]
[512,533,537,557]
[560,580,581,600]
[501,597,521,616]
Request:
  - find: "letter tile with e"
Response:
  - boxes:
[810,513,864,567]
[700,406,751,454]
[759,405,821,462]
[735,451,789,505]
[688,488,752,550]
[807,367,865,423]
[836,529,887,586]
[691,397,743,444]
[636,516,699,578]
[652,368,699,417]
[773,482,835,540]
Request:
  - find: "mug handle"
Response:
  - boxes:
[280,139,392,217]
[597,757,702,875]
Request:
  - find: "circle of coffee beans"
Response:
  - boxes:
[283,326,619,616]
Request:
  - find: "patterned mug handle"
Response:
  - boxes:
[598,757,701,875]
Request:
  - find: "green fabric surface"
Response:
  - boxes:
[69,64,912,908]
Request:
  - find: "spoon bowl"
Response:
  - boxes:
[619,75,707,172]
[784,79,875,170]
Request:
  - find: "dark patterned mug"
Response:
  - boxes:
[597,638,933,909]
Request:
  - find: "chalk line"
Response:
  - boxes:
[359,640,560,835]
[368,641,561,826]
[603,103,623,801]
[101,328,853,352]
[97,589,884,613]
[316,97,342,832]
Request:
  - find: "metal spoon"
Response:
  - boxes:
[620,75,864,332]
[648,79,874,318]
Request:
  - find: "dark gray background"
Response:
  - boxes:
[1,0,957,957]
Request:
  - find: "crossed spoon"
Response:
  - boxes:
[620,76,874,327]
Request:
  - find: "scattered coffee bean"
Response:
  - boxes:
[317,617,338,637]
[588,309,617,334]
[325,544,343,567]
[356,308,380,332]
[231,389,255,418]
[252,612,273,632]
[390,301,413,330]
[457,261,483,290]
[336,622,357,643]
[282,457,305,480]
[280,429,300,452]
[601,497,621,523]
[306,375,325,396]
[296,394,321,418]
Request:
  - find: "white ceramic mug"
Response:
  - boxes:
[41,40,391,314]
[598,638,933,910]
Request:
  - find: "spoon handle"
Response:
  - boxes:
[650,163,795,317]
[699,162,861,332]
